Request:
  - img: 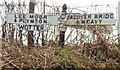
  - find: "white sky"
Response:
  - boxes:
[0,0,119,6]
[40,0,119,14]
[45,0,120,6]
[0,0,119,12]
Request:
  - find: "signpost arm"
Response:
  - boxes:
[28,0,35,47]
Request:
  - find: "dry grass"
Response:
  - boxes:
[1,41,120,70]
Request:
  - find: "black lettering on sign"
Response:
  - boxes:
[81,16,83,19]
[30,19,34,23]
[33,25,36,30]
[35,15,38,19]
[27,20,29,23]
[70,15,73,19]
[95,20,98,23]
[88,14,91,19]
[24,25,28,30]
[43,19,47,23]
[43,15,47,23]
[41,25,44,29]
[99,20,102,23]
[105,14,109,19]
[37,25,40,31]
[76,20,80,23]
[39,15,42,19]
[35,19,38,23]
[99,14,102,19]
[19,14,22,18]
[67,15,70,20]
[18,24,43,31]
[14,19,17,22]
[29,25,32,29]
[91,19,94,23]
[86,19,90,23]
[14,14,17,18]
[44,15,47,19]
[110,13,114,18]
[94,14,98,19]
[29,15,34,18]
[18,24,24,30]
[83,14,86,19]
[81,20,85,23]
[39,19,42,23]
[77,15,80,19]
[19,19,22,23]
[74,15,76,19]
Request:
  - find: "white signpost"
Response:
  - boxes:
[5,12,116,31]
[5,13,58,31]
[66,13,116,25]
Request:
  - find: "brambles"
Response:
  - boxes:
[1,40,120,69]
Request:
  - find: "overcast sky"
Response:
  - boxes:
[0,0,119,6]
[45,0,120,6]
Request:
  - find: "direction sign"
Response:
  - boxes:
[65,13,116,25]
[5,13,58,31]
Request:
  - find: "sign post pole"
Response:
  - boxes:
[42,0,45,46]
[28,0,35,47]
[59,4,67,47]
